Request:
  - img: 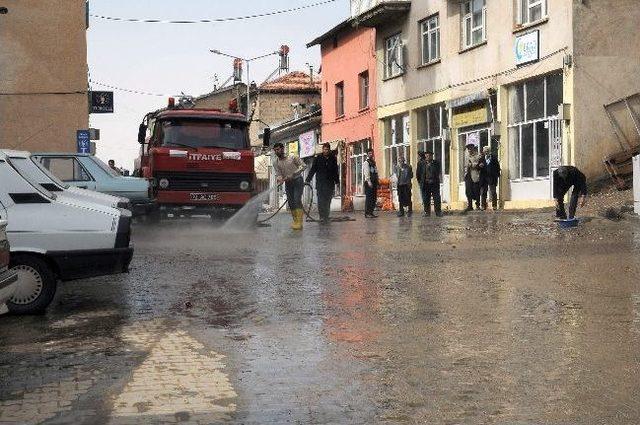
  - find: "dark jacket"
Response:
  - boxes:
[484,154,501,186]
[396,163,413,186]
[417,158,441,185]
[553,166,587,199]
[306,153,339,187]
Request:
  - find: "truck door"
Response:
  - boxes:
[38,157,98,191]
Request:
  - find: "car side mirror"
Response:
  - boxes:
[262,127,271,148]
[138,123,148,144]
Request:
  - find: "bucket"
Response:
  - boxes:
[556,218,579,229]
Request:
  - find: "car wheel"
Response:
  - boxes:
[7,255,57,315]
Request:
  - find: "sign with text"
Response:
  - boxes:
[76,130,91,153]
[89,91,114,113]
[515,30,540,66]
[452,105,489,128]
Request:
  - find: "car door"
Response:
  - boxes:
[38,157,97,191]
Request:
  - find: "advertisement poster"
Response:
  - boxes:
[299,131,316,158]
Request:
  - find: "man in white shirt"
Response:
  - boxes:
[273,143,307,230]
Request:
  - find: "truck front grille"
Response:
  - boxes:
[155,171,252,192]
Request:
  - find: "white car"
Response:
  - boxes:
[0,220,19,315]
[0,151,133,314]
[1,150,130,210]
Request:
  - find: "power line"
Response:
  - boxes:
[90,0,337,24]
[89,79,172,97]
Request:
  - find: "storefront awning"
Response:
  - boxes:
[446,91,490,109]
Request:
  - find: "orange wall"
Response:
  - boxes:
[320,26,378,149]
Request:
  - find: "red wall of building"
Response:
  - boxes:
[321,26,377,145]
[320,26,378,201]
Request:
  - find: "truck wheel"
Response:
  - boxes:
[7,255,57,315]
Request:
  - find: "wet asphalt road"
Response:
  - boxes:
[1,211,640,424]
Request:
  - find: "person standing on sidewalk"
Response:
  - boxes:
[553,165,588,219]
[416,151,428,213]
[478,148,489,210]
[464,144,481,211]
[274,142,307,230]
[420,150,442,217]
[363,148,379,218]
[396,156,413,217]
[306,142,339,225]
[483,146,501,210]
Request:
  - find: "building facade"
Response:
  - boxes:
[0,0,89,153]
[351,0,640,209]
[308,21,379,211]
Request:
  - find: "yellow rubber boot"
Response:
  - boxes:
[292,209,303,230]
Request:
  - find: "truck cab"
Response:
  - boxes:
[137,108,256,218]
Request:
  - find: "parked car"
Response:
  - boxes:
[2,150,131,211]
[0,219,19,315]
[33,153,154,215]
[0,151,133,314]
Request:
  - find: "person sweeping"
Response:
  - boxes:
[273,142,307,230]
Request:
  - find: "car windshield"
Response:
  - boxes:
[29,157,69,188]
[4,157,55,199]
[10,157,65,190]
[91,156,121,177]
[156,119,249,150]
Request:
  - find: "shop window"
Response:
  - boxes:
[384,114,410,177]
[508,73,563,180]
[420,15,440,65]
[417,105,449,179]
[517,0,547,26]
[384,33,404,78]
[335,82,345,117]
[359,71,369,110]
[350,139,371,195]
[461,0,486,50]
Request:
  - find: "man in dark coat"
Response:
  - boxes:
[553,165,588,219]
[416,150,442,217]
[396,156,413,217]
[480,146,501,210]
[363,148,379,218]
[306,142,340,224]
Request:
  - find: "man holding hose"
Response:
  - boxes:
[273,142,307,230]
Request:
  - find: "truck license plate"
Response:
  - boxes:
[189,193,219,201]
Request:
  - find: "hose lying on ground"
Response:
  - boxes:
[258,182,356,225]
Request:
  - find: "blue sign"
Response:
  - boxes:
[77,130,91,153]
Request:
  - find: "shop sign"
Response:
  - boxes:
[89,91,114,113]
[452,105,489,128]
[76,130,90,153]
[515,30,539,66]
[299,131,316,158]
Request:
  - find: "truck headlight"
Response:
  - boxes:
[240,181,250,191]
[159,178,169,189]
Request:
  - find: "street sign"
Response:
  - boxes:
[77,130,91,153]
[89,91,114,113]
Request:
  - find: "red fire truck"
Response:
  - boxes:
[135,100,266,219]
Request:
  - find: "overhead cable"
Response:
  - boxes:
[90,0,337,24]
[89,79,171,97]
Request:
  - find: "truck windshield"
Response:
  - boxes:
[157,119,249,150]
